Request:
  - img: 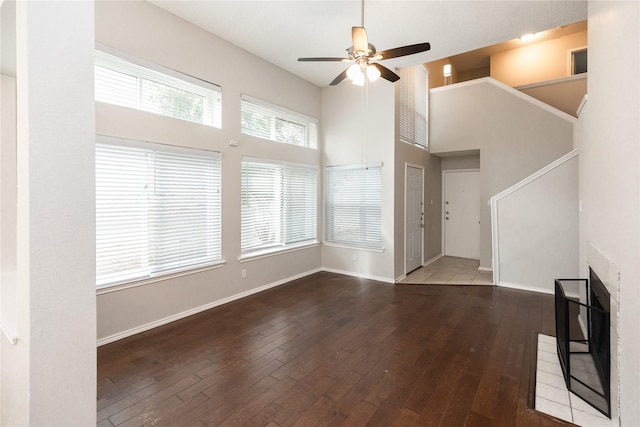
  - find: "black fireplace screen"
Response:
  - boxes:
[554,270,611,418]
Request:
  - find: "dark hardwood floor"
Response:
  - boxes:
[97,272,573,427]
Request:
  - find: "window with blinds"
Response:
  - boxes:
[96,136,222,287]
[240,95,318,149]
[241,157,317,256]
[325,164,382,249]
[95,49,222,128]
[398,65,428,149]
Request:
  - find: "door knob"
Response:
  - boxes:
[445,217,449,220]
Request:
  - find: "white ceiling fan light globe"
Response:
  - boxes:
[366,64,381,82]
[352,72,365,86]
[347,63,363,81]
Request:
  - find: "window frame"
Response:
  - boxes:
[95,135,223,289]
[240,156,318,259]
[398,65,429,150]
[95,46,222,128]
[240,94,318,149]
[324,162,383,250]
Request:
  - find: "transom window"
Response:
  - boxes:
[96,136,222,287]
[240,94,318,149]
[325,163,383,249]
[398,65,429,150]
[241,157,317,256]
[95,49,222,128]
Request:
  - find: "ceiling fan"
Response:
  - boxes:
[298,1,431,86]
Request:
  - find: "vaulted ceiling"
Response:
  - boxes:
[150,0,587,87]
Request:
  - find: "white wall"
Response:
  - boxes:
[430,78,575,269]
[495,153,579,293]
[1,1,96,425]
[578,1,640,424]
[321,82,396,281]
[95,1,323,343]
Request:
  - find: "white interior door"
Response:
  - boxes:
[443,170,480,260]
[405,166,423,273]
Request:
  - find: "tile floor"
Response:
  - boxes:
[399,256,493,285]
[535,334,616,426]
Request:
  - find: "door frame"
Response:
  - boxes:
[441,168,481,257]
[405,163,425,275]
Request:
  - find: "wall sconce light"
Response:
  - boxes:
[443,64,452,85]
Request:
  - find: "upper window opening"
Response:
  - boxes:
[571,48,588,75]
[95,49,222,128]
[398,65,429,150]
[240,95,318,149]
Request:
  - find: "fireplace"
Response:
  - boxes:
[554,268,611,418]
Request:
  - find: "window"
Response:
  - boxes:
[241,157,317,256]
[571,48,588,75]
[325,164,382,249]
[240,94,318,149]
[96,136,222,287]
[95,49,222,127]
[398,65,428,149]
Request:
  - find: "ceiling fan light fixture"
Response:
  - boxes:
[352,72,365,86]
[347,63,363,80]
[366,64,381,82]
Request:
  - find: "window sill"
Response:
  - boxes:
[96,260,227,295]
[322,241,385,253]
[239,242,319,262]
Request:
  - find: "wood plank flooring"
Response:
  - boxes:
[97,272,572,426]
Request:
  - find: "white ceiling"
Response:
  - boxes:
[149,0,587,87]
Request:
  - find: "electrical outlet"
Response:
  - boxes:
[229,139,239,147]
[241,269,247,278]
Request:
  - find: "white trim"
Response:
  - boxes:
[498,281,554,295]
[514,73,587,91]
[490,148,580,285]
[96,262,226,295]
[239,242,319,262]
[404,163,425,275]
[478,266,493,272]
[430,77,577,124]
[321,267,394,284]
[1,323,18,345]
[424,253,443,267]
[321,241,385,253]
[577,94,588,117]
[97,267,322,346]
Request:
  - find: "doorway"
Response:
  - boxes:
[405,165,423,274]
[443,169,480,260]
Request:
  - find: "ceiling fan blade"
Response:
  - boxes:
[330,69,349,86]
[371,63,400,83]
[376,42,431,60]
[352,26,369,53]
[298,57,351,62]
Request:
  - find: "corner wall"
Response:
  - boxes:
[321,82,396,282]
[430,78,575,269]
[95,1,323,342]
[578,1,640,424]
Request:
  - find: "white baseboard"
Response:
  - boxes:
[498,281,554,295]
[97,267,322,346]
[321,267,394,284]
[424,254,443,267]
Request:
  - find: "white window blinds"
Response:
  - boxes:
[398,65,428,149]
[96,137,222,287]
[95,49,222,128]
[240,95,318,149]
[325,164,382,249]
[241,157,317,255]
